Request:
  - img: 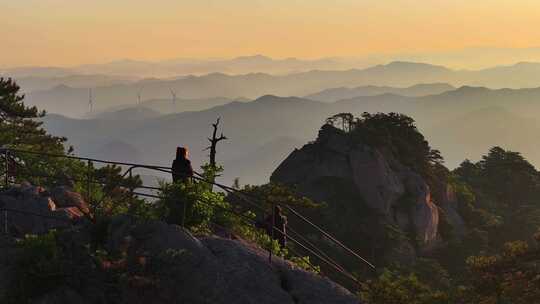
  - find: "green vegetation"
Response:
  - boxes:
[454,147,540,245]
[463,234,540,303]
[6,231,66,303]
[359,270,449,304]
[0,78,66,154]
[5,231,98,304]
[154,177,232,233]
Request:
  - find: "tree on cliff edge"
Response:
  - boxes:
[324,112,443,186]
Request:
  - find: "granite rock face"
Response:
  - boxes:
[272,125,441,245]
[438,183,467,239]
[104,216,360,304]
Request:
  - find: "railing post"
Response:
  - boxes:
[4,149,9,187]
[3,209,7,234]
[3,149,8,234]
[269,203,276,263]
[129,169,134,206]
[180,197,186,228]
[87,160,92,209]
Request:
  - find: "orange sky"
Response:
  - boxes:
[2,0,540,67]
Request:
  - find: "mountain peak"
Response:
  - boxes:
[253,95,310,104]
[384,61,449,70]
[232,55,273,62]
[453,86,490,94]
[254,95,286,103]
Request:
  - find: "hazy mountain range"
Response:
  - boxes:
[12,74,137,93]
[6,47,540,77]
[17,61,540,118]
[2,55,361,79]
[41,86,540,185]
[305,83,456,102]
[86,97,247,119]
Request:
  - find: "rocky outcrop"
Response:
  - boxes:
[0,183,90,236]
[104,216,359,304]
[272,125,440,245]
[0,187,360,304]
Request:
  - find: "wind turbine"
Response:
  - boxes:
[170,89,177,106]
[88,88,94,113]
[137,89,142,108]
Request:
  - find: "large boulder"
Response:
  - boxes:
[0,184,88,236]
[50,186,91,217]
[104,216,360,304]
[272,125,440,245]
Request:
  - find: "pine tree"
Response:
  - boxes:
[0,77,67,153]
[0,78,142,211]
[0,78,75,188]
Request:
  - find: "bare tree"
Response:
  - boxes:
[205,117,227,170]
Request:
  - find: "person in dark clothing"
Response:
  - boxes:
[263,205,288,248]
[169,147,195,227]
[172,147,194,183]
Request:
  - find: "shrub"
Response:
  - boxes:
[6,231,68,303]
[155,180,232,233]
[359,269,449,304]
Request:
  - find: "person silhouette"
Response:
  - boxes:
[170,147,194,227]
[171,147,194,183]
[264,205,288,248]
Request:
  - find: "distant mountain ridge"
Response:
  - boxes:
[305,83,455,102]
[12,74,137,93]
[2,55,357,78]
[21,61,540,118]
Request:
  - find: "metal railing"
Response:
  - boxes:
[0,147,375,287]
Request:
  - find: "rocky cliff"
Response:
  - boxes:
[0,184,360,304]
[271,124,464,262]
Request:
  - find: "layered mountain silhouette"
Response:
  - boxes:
[305,83,455,102]
[42,86,540,185]
[2,55,357,79]
[19,61,540,118]
[10,74,136,93]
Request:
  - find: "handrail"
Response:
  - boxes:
[191,171,376,270]
[1,147,376,287]
[3,148,171,170]
[284,205,376,270]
